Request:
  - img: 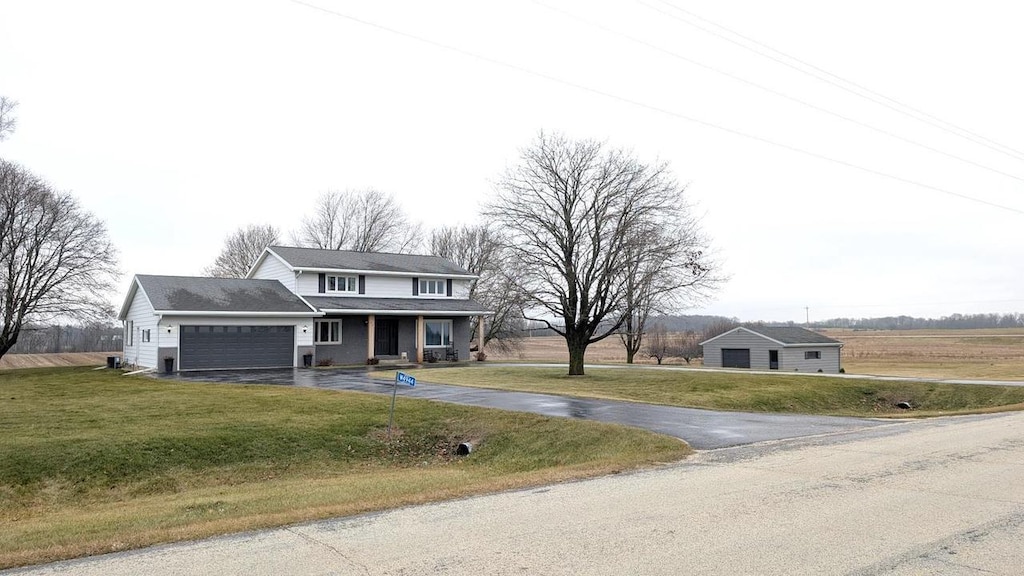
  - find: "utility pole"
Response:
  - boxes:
[805,307,810,326]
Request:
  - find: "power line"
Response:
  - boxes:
[284,0,1024,215]
[530,0,1024,184]
[642,0,1024,163]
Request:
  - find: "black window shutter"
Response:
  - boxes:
[412,277,419,295]
[358,275,366,294]
[318,273,326,293]
[446,279,453,297]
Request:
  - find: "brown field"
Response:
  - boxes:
[0,351,116,371]
[489,328,1024,381]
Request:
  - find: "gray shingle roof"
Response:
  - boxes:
[268,246,474,277]
[744,326,842,345]
[136,275,314,313]
[303,296,490,315]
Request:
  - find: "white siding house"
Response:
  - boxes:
[701,326,843,374]
[118,247,491,371]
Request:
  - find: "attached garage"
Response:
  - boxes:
[179,325,295,370]
[118,275,318,372]
[721,348,751,368]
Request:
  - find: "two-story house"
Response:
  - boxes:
[118,246,491,371]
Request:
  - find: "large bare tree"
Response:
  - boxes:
[428,224,526,352]
[205,224,280,278]
[0,96,16,141]
[0,158,119,360]
[486,133,718,375]
[293,189,421,253]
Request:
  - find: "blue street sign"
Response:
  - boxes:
[396,371,416,387]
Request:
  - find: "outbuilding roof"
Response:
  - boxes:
[127,275,317,316]
[303,296,491,315]
[262,246,475,278]
[700,326,842,347]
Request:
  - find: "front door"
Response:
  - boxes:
[374,318,399,356]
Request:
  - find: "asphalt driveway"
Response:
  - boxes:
[158,367,893,450]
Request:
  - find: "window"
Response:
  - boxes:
[327,275,357,293]
[126,321,134,346]
[804,350,821,360]
[424,320,452,347]
[141,329,151,343]
[315,320,342,343]
[419,279,445,295]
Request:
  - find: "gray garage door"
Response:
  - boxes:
[179,325,294,370]
[721,348,751,369]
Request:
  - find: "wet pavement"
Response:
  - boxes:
[157,367,896,450]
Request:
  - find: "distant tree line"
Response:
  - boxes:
[9,324,122,354]
[811,313,1024,331]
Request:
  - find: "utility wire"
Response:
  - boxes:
[643,0,1024,163]
[530,0,1024,184]
[285,0,1024,215]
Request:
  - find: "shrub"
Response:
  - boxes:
[366,357,380,365]
[475,351,487,362]
[316,358,333,367]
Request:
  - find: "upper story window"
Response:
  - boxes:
[327,275,357,293]
[419,279,445,295]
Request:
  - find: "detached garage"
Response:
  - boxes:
[119,275,319,372]
[701,326,843,373]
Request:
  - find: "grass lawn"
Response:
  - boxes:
[386,365,1024,417]
[0,367,691,569]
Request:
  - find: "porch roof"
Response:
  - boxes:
[303,296,491,316]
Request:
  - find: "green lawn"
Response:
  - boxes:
[384,365,1024,417]
[0,367,690,569]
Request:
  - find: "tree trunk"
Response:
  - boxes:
[625,344,636,364]
[567,337,587,375]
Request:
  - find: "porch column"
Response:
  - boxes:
[416,315,424,363]
[366,314,375,360]
[477,315,485,354]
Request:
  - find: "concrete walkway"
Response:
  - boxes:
[160,367,893,450]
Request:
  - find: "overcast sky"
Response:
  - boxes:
[2,1,1022,323]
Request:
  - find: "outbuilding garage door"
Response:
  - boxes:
[721,348,751,369]
[179,326,294,370]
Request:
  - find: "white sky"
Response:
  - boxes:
[2,0,1022,323]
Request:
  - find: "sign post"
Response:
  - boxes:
[387,371,416,439]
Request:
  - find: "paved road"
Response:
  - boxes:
[156,367,891,450]
[10,411,1023,575]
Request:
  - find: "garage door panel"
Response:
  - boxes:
[180,325,294,370]
[722,348,751,369]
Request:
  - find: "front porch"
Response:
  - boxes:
[311,313,486,366]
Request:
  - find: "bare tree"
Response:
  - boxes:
[293,189,421,253]
[0,97,16,141]
[486,132,718,375]
[677,330,702,364]
[644,323,673,365]
[618,213,717,362]
[205,224,280,278]
[428,225,527,352]
[0,158,119,360]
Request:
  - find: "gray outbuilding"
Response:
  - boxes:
[700,326,843,373]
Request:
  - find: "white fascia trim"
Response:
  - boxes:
[319,309,492,316]
[153,310,325,317]
[294,267,478,280]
